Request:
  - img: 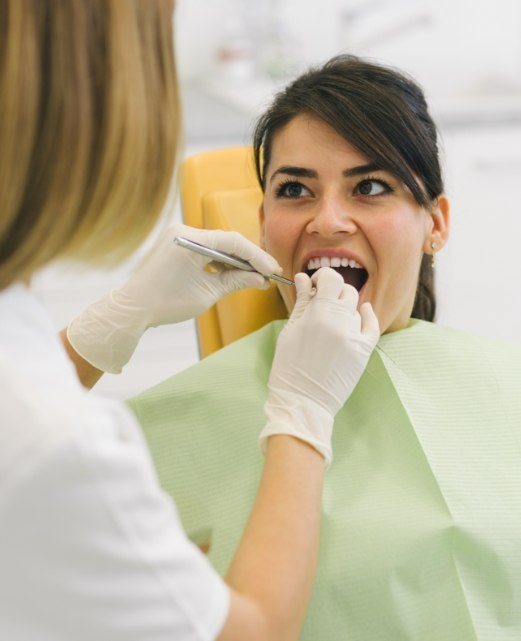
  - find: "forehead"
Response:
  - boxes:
[268,114,369,176]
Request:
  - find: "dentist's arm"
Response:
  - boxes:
[219,435,323,641]
[219,269,379,641]
[62,224,280,388]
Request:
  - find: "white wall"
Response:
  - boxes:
[176,0,521,98]
[436,126,521,343]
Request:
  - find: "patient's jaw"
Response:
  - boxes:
[259,115,441,335]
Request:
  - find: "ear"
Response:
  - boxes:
[258,204,266,249]
[423,195,450,255]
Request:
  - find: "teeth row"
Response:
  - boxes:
[306,256,363,270]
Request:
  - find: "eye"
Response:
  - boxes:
[275,180,312,199]
[355,178,393,197]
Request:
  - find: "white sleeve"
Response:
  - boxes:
[0,399,230,641]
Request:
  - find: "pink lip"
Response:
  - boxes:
[298,247,368,272]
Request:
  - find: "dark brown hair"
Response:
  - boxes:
[253,55,444,321]
[0,0,178,289]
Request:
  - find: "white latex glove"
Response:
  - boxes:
[67,223,282,373]
[259,267,380,467]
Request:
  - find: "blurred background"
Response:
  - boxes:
[34,0,521,399]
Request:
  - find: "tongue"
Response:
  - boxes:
[334,266,368,291]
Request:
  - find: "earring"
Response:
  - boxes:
[430,242,437,269]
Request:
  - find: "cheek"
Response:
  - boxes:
[262,214,299,312]
[369,214,425,267]
[365,212,427,332]
[262,214,299,267]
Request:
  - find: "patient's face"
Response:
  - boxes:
[259,115,439,334]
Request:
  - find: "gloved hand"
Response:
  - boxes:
[259,267,380,467]
[67,223,282,373]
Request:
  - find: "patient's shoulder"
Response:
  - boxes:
[382,319,520,358]
[433,320,519,365]
[378,319,521,391]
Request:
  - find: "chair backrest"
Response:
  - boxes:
[180,146,287,358]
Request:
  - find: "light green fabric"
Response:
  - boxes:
[128,319,521,641]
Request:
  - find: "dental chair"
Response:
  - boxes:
[181,146,287,358]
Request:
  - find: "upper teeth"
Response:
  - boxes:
[306,256,363,270]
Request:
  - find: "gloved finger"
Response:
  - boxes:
[359,302,380,342]
[214,268,270,295]
[290,272,314,321]
[339,283,359,307]
[310,267,345,300]
[295,272,313,295]
[203,230,282,277]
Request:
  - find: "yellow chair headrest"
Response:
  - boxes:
[181,146,287,358]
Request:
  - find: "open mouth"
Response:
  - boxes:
[303,256,369,293]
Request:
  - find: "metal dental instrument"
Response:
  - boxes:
[173,236,295,286]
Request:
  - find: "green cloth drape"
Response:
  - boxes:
[129,319,521,641]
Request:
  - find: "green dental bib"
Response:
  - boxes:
[128,319,521,641]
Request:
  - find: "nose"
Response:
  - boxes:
[305,196,358,237]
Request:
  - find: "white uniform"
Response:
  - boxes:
[0,284,229,641]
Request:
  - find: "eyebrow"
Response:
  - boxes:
[269,163,383,183]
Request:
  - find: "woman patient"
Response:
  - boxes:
[129,55,521,640]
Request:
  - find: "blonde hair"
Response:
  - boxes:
[0,0,179,289]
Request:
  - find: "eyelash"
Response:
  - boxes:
[275,176,394,199]
[359,175,394,197]
[275,180,309,199]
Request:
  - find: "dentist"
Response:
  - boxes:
[0,3,379,641]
